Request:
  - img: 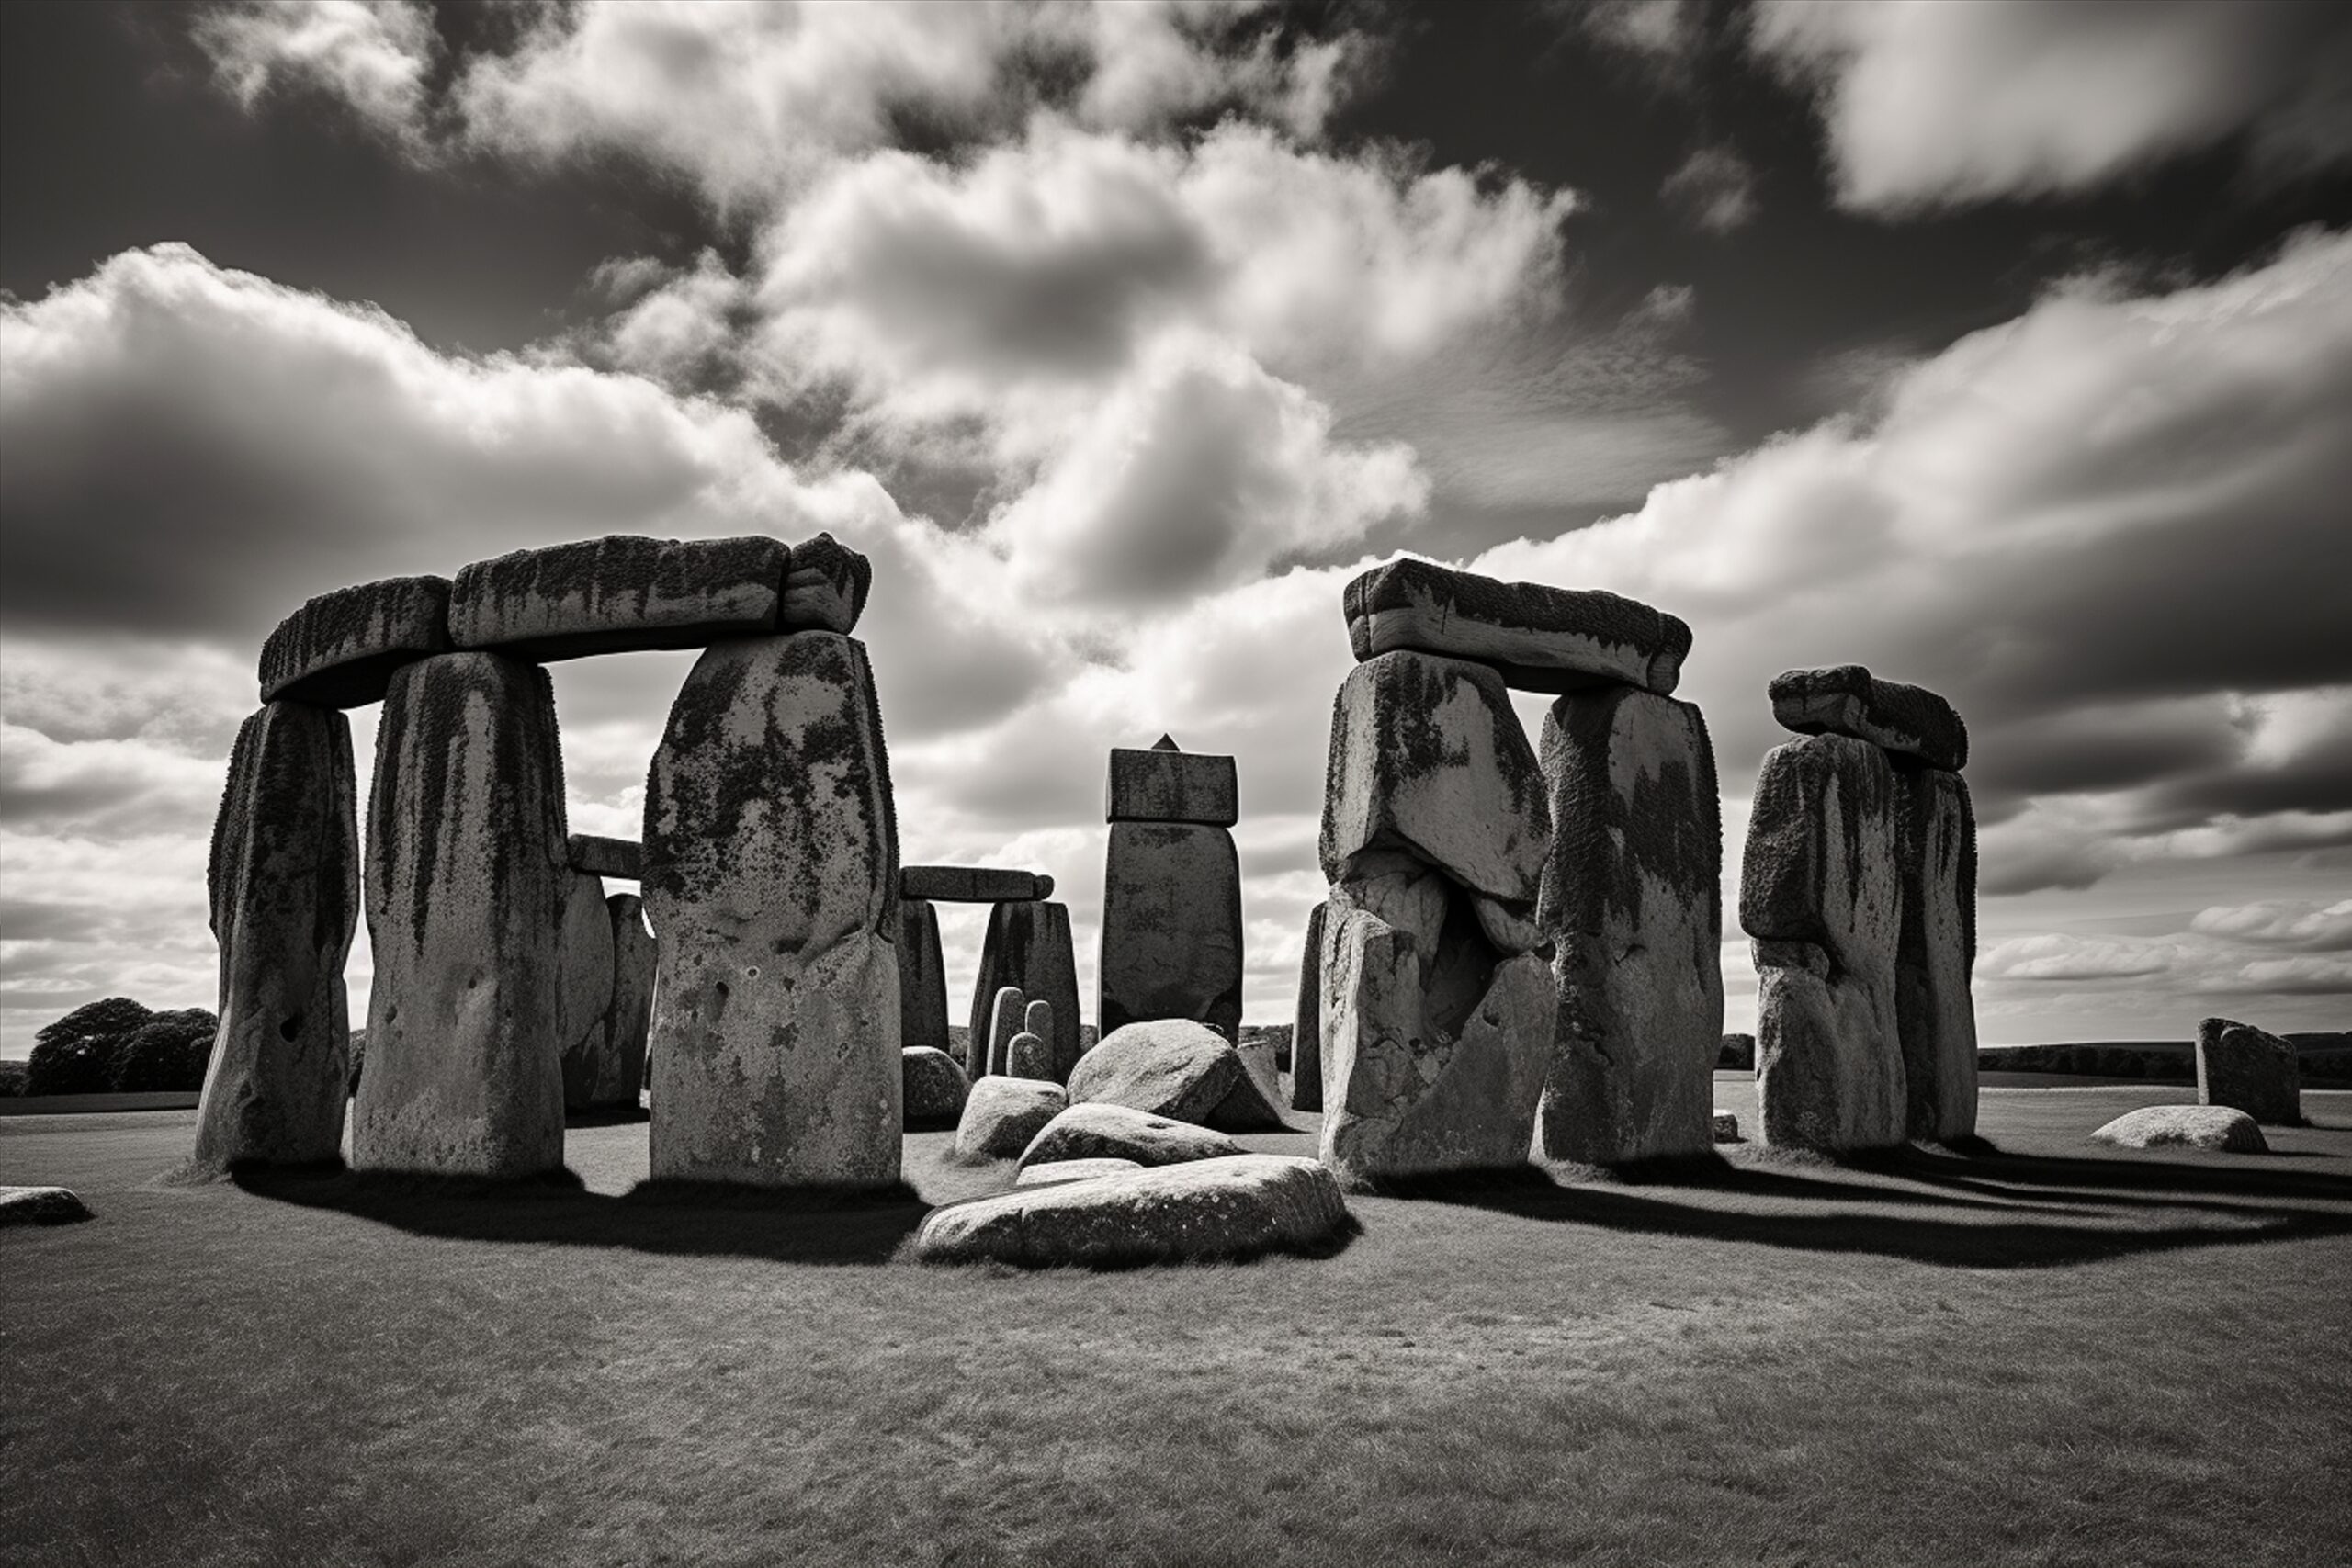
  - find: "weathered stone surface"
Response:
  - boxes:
[1023,999,1055,1043]
[913,1154,1351,1266]
[568,833,642,879]
[983,986,1026,1077]
[1344,558,1692,695]
[972,902,1083,1080]
[1719,1033,1757,1071]
[778,531,872,634]
[555,870,618,1112]
[902,1046,970,1126]
[1006,1031,1053,1078]
[1291,901,1328,1112]
[448,535,787,662]
[1535,687,1723,1165]
[355,653,569,1177]
[1231,1036,1284,1125]
[1742,734,1905,1152]
[1769,665,1968,772]
[1320,650,1549,919]
[1106,741,1239,827]
[1895,766,1978,1141]
[1018,1102,1244,1168]
[953,1077,1067,1161]
[1099,823,1243,1041]
[1015,1157,1145,1188]
[602,894,656,1105]
[1067,1019,1242,1125]
[1712,1111,1740,1143]
[897,897,951,1056]
[2197,1017,2302,1125]
[2091,1105,2267,1153]
[1318,869,1554,1182]
[259,575,452,708]
[194,702,358,1170]
[642,631,901,1188]
[900,865,1054,903]
[0,1187,93,1225]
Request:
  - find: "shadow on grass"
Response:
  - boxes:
[231,1166,927,1265]
[1377,1148,2352,1269]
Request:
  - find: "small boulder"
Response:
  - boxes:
[1712,1111,1740,1143]
[1067,1019,1241,1125]
[2090,1105,2267,1154]
[902,1047,970,1126]
[1019,1102,1244,1168]
[913,1154,1351,1267]
[0,1186,92,1225]
[1015,1157,1145,1188]
[953,1077,1068,1162]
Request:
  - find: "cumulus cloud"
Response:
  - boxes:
[1751,0,2352,211]
[2190,897,2352,952]
[194,0,438,147]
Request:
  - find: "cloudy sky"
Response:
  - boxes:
[4,0,2349,1055]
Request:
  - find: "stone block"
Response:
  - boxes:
[555,870,617,1111]
[897,897,951,1055]
[1343,558,1691,695]
[912,1154,1351,1266]
[1895,766,1978,1141]
[1769,665,1968,771]
[1099,823,1243,1042]
[971,902,1082,1080]
[603,894,656,1106]
[1105,740,1238,826]
[2197,1017,2301,1125]
[983,986,1026,1077]
[778,531,872,634]
[1006,1030,1053,1078]
[1017,1102,1244,1168]
[1067,1019,1243,1125]
[1015,1157,1145,1188]
[902,1046,970,1126]
[2091,1104,2267,1152]
[568,833,642,879]
[954,1077,1067,1161]
[258,575,451,708]
[448,534,787,662]
[900,864,1054,903]
[1290,901,1327,1112]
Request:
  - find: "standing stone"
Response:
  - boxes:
[1100,824,1244,1041]
[555,871,618,1111]
[603,894,657,1106]
[1894,766,1978,1141]
[1006,1031,1053,1079]
[642,630,901,1188]
[2196,1017,2302,1125]
[985,986,1027,1077]
[970,902,1083,1079]
[898,897,952,1057]
[1535,686,1723,1166]
[192,702,359,1169]
[1741,733,1905,1152]
[1023,999,1055,1046]
[354,653,569,1177]
[1290,902,1327,1112]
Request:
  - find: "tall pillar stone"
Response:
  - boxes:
[556,870,617,1111]
[1535,686,1723,1165]
[898,897,952,1058]
[354,652,569,1177]
[1289,901,1327,1112]
[1895,766,1977,1141]
[1099,739,1242,1043]
[1741,732,1905,1152]
[984,986,1026,1077]
[192,702,359,1168]
[971,901,1083,1080]
[603,893,657,1106]
[642,630,901,1188]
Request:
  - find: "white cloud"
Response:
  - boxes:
[193,0,438,147]
[1660,143,1758,233]
[1751,0,2352,211]
[2190,897,2352,951]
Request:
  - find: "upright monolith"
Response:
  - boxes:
[1099,739,1244,1042]
[1290,901,1327,1112]
[604,893,657,1105]
[898,897,951,1058]
[556,870,617,1111]
[971,901,1082,1079]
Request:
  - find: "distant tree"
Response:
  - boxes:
[113,1010,220,1092]
[0,1060,26,1097]
[26,997,153,1095]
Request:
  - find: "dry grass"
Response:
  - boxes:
[4,1080,2349,1568]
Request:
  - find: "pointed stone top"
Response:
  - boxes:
[1152,735,1181,751]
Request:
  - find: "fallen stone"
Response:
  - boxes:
[1106,740,1239,827]
[953,1077,1068,1161]
[555,870,618,1111]
[1895,766,1979,1142]
[448,535,788,662]
[1344,558,1692,695]
[1006,1030,1053,1079]
[897,897,952,1056]
[1712,1111,1740,1143]
[0,1187,92,1225]
[1018,1102,1244,1168]
[568,833,642,879]
[913,1154,1351,1267]
[1015,1157,1145,1188]
[902,1047,970,1126]
[194,701,359,1170]
[899,865,1054,903]
[1099,822,1243,1042]
[1536,685,1723,1166]
[259,575,452,709]
[354,653,568,1177]
[971,901,1082,1080]
[642,631,900,1188]
[984,986,1026,1077]
[778,531,872,634]
[1742,734,1905,1153]
[1067,1019,1243,1125]
[1769,665,1968,772]
[2197,1017,2302,1125]
[1291,901,1328,1112]
[1228,1034,1286,1130]
[602,894,656,1106]
[2091,1105,2267,1153]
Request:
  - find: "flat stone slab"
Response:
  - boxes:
[1106,744,1239,827]
[902,1047,970,1126]
[900,865,1054,903]
[1770,665,1968,772]
[779,532,872,634]
[448,535,788,662]
[567,834,642,879]
[1018,1102,1244,1169]
[1015,1157,1146,1188]
[2091,1105,2267,1153]
[1344,558,1691,695]
[0,1186,93,1225]
[2197,1016,2301,1125]
[259,575,452,708]
[912,1154,1352,1267]
[954,1077,1069,1162]
[1067,1019,1243,1126]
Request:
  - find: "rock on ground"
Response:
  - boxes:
[902,1047,970,1126]
[1769,665,1968,772]
[1105,741,1239,827]
[1712,1111,1740,1143]
[1098,824,1243,1042]
[2197,1016,2302,1125]
[1536,685,1723,1166]
[954,1077,1069,1161]
[1017,1102,1244,1169]
[971,902,1082,1081]
[1895,766,1979,1142]
[1015,1158,1145,1188]
[1290,901,1328,1112]
[555,870,618,1111]
[642,630,900,1188]
[1343,558,1691,695]
[447,535,788,662]
[354,652,568,1178]
[259,575,452,708]
[2091,1105,2267,1153]
[897,897,952,1055]
[0,1187,93,1225]
[1067,1019,1243,1125]
[195,700,358,1170]
[912,1154,1352,1267]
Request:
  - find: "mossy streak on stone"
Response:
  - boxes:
[259,575,451,708]
[447,535,788,662]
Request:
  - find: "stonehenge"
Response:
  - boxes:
[1099,738,1244,1043]
[970,898,1082,1080]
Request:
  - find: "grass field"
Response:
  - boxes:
[5,1078,2349,1568]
